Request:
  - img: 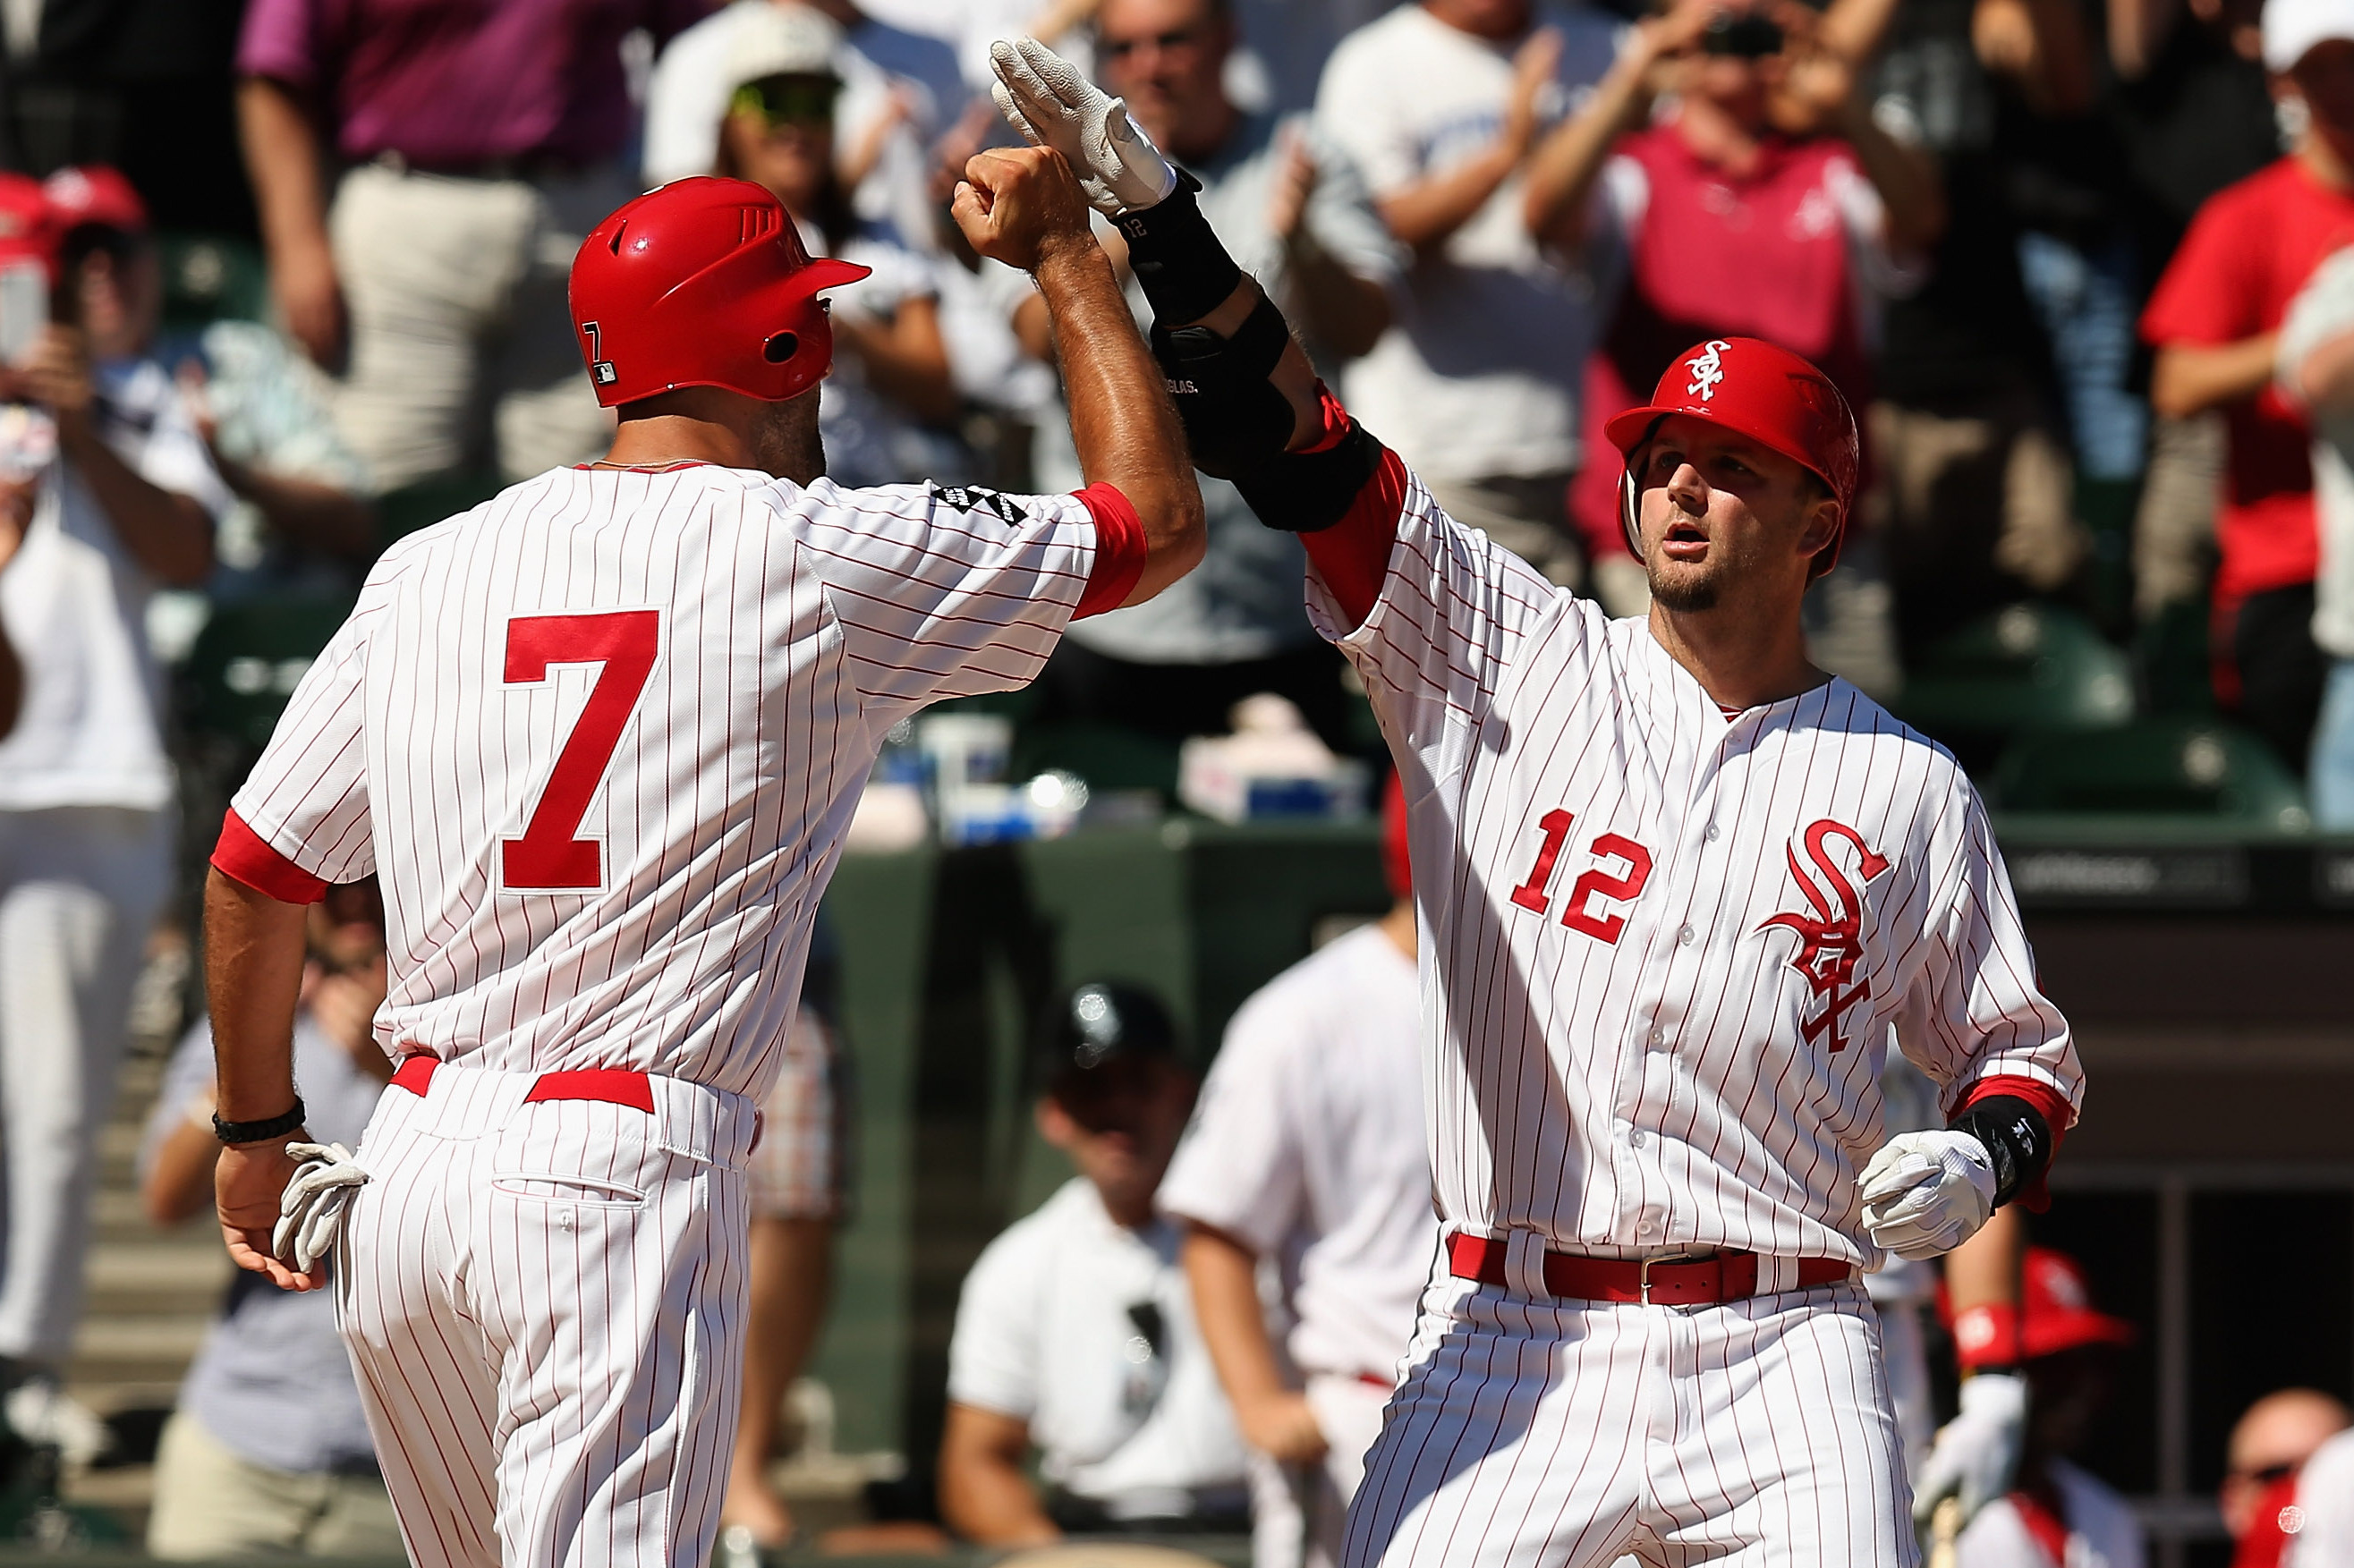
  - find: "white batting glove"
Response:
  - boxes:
[1859,1131,1997,1261]
[1913,1370,2027,1524]
[988,37,1178,216]
[271,1140,370,1275]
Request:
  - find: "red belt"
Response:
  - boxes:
[1448,1233,1852,1306]
[391,1055,654,1114]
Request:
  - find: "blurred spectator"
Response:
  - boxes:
[708,5,965,489]
[2274,246,2354,822]
[234,0,706,491]
[644,0,967,255]
[138,880,399,1560]
[1024,0,1401,749]
[0,170,220,1455]
[1162,780,1432,1568]
[2140,0,2354,773]
[1952,1249,2142,1568]
[1226,0,1406,118]
[1526,0,1941,623]
[724,1004,851,1551]
[2220,1388,2349,1568]
[1314,0,1621,589]
[38,165,373,614]
[859,0,1106,93]
[2112,0,2277,630]
[939,983,1250,1545]
[2292,1426,2354,1566]
[1859,0,2095,658]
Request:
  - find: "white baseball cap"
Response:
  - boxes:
[728,3,843,88]
[2265,0,2354,72]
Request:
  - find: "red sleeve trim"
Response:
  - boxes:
[1956,1074,2074,1213]
[1301,441,1410,631]
[210,809,329,905]
[1071,481,1147,620]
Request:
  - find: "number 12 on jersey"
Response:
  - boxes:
[502,610,660,894]
[1508,809,1653,944]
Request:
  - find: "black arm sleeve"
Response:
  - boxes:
[1950,1096,2055,1209]
[1115,173,1242,324]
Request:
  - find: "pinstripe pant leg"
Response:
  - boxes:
[1343,1279,1649,1568]
[1649,1284,1916,1567]
[337,1096,504,1568]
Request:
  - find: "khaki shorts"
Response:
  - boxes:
[146,1409,404,1560]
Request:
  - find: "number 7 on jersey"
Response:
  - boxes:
[502,611,660,893]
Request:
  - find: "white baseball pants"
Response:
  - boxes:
[1342,1269,1917,1568]
[335,1061,759,1568]
[0,806,170,1365]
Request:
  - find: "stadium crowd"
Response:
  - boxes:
[0,0,2343,1564]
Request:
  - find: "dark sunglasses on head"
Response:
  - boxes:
[1100,25,1207,59]
[732,73,840,128]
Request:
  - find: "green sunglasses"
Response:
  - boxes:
[732,73,841,128]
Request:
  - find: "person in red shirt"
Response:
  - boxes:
[1519,0,1944,616]
[2140,0,2354,770]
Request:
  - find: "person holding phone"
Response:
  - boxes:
[1520,0,1944,637]
[0,168,224,1458]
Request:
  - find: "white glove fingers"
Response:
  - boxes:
[991,81,1045,148]
[1012,36,1093,105]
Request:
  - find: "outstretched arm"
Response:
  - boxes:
[953,146,1205,606]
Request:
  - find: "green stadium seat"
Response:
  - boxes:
[1898,604,2134,775]
[155,233,269,328]
[1989,718,2310,829]
[374,471,506,543]
[178,595,354,753]
[2133,597,2217,716]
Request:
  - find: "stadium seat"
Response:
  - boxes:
[1897,604,2135,775]
[178,594,354,753]
[1989,718,2310,829]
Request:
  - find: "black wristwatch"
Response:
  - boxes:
[212,1098,306,1146]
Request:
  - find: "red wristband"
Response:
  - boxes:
[1950,1301,2022,1369]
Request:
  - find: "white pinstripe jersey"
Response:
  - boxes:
[1307,472,2084,1268]
[230,462,1104,1101]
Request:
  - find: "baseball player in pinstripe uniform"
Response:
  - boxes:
[197,150,1204,1568]
[985,39,2085,1567]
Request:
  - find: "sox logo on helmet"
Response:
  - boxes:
[1604,335,1861,575]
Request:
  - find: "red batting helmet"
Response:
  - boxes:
[568,176,870,409]
[1603,337,1860,575]
[0,174,58,283]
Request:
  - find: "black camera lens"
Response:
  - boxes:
[1701,13,1785,55]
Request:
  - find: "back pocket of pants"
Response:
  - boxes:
[490,1174,647,1208]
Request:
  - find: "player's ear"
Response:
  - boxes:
[1796,492,1840,569]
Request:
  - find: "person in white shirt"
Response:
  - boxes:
[644,0,968,255]
[1313,0,1621,588]
[1954,1249,2144,1568]
[0,169,221,1448]
[941,982,1253,1545]
[2274,243,2354,826]
[2293,1427,2354,1568]
[1161,777,1435,1568]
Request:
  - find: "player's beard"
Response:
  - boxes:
[752,388,826,487]
[1647,568,1721,613]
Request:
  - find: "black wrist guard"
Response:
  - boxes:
[214,1097,306,1146]
[1118,172,1243,325]
[1152,292,1297,479]
[1951,1096,2054,1208]
[1233,420,1387,533]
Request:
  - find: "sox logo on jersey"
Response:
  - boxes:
[1757,819,1891,1052]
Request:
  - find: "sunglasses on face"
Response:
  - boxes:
[732,74,840,129]
[1099,25,1208,60]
